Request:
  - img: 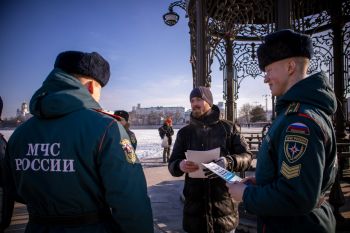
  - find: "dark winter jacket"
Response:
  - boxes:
[243,72,337,233]
[126,129,137,149]
[0,134,14,233]
[168,105,252,233]
[158,124,174,146]
[3,69,153,233]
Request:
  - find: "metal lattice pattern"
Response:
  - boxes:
[205,0,275,100]
[168,0,350,124]
[292,0,331,33]
[344,23,350,95]
[308,31,334,84]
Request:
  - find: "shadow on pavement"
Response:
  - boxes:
[149,180,185,233]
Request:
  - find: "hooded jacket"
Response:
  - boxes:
[243,72,338,233]
[168,105,252,233]
[4,69,153,233]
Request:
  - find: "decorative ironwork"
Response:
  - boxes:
[167,0,187,11]
[344,23,350,95]
[308,31,334,84]
[164,0,350,118]
[204,0,275,102]
[164,0,350,224]
[292,0,332,33]
[163,1,187,26]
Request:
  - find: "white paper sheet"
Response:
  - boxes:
[185,147,220,178]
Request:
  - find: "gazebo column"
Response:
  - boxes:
[195,0,208,87]
[225,36,235,122]
[331,0,348,140]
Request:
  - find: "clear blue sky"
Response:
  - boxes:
[0,0,270,119]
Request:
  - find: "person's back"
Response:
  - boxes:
[0,96,14,233]
[158,118,174,163]
[3,51,153,233]
[114,110,137,149]
[0,132,14,233]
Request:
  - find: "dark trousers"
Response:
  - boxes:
[163,147,170,163]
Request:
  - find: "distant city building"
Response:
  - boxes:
[16,102,28,117]
[217,101,225,119]
[16,102,31,120]
[128,102,227,126]
[14,102,32,122]
[184,109,191,124]
[130,103,185,126]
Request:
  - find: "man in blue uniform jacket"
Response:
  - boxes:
[226,30,338,233]
[3,51,154,233]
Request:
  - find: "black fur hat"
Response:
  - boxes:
[257,29,313,71]
[114,110,129,122]
[54,51,110,87]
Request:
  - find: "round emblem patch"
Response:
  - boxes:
[284,135,308,163]
[120,139,137,164]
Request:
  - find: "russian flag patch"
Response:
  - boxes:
[286,122,310,135]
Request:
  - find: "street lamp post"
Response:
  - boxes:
[162,1,187,26]
[163,0,209,88]
[262,94,270,121]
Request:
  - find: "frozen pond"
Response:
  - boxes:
[1,127,261,159]
[0,129,178,159]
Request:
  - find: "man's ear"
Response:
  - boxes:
[287,59,296,75]
[86,81,94,94]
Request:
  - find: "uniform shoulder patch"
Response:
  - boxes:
[286,122,310,135]
[284,134,308,163]
[280,161,301,179]
[285,102,300,115]
[120,139,137,164]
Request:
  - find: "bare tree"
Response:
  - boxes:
[239,103,252,124]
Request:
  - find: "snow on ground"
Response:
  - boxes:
[1,127,262,159]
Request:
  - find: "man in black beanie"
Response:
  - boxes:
[227,29,337,233]
[168,86,252,233]
[3,51,153,233]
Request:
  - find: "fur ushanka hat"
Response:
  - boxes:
[257,29,313,71]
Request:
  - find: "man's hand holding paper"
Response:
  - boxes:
[179,160,200,173]
[185,147,220,178]
[203,157,228,179]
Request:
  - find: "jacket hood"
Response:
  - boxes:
[190,105,220,126]
[29,68,101,118]
[276,72,337,115]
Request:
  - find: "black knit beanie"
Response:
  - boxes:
[190,86,213,107]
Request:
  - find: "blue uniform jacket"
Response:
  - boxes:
[243,72,338,233]
[4,69,153,233]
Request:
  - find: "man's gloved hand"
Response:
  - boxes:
[214,157,228,168]
[203,157,228,179]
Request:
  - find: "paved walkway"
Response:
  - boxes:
[5,156,350,233]
[142,157,185,233]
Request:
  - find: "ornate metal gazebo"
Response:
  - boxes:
[164,0,350,139]
[163,0,350,226]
